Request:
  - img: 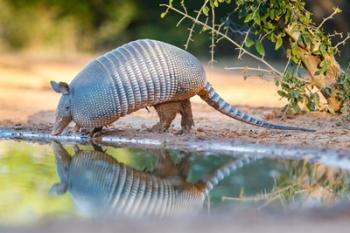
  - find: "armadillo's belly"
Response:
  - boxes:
[68,153,204,218]
[71,39,206,128]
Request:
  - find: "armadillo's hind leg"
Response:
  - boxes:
[151,102,179,133]
[73,124,80,133]
[151,99,194,134]
[178,99,194,134]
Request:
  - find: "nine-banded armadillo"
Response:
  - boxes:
[50,142,255,218]
[50,39,313,135]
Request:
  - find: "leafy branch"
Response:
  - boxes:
[161,0,350,114]
[160,2,283,76]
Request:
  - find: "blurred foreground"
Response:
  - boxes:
[1,140,350,232]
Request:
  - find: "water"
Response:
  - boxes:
[1,140,350,225]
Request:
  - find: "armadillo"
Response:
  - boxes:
[50,39,313,135]
[50,142,255,218]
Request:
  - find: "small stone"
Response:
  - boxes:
[335,122,342,127]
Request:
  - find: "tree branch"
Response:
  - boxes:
[209,5,216,65]
[160,4,283,77]
[184,0,210,49]
[335,33,350,49]
[317,7,342,30]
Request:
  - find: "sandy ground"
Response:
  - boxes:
[0,54,349,150]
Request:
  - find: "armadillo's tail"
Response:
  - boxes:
[199,157,257,196]
[198,82,315,132]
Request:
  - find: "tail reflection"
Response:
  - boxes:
[50,142,255,218]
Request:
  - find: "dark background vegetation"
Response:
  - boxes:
[0,0,349,60]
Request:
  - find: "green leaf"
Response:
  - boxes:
[245,37,255,48]
[255,41,265,56]
[319,44,327,56]
[202,6,210,16]
[270,9,275,19]
[275,36,283,50]
[253,13,261,25]
[214,0,219,7]
[201,25,210,32]
[301,33,311,48]
[314,70,321,76]
[291,44,299,56]
[334,7,342,14]
[312,93,320,107]
[327,106,335,114]
[278,90,288,97]
[318,59,331,75]
[244,13,253,23]
[265,22,275,30]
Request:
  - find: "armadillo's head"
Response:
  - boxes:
[50,81,72,135]
[49,141,71,196]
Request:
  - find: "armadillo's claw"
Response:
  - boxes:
[149,123,169,133]
[52,116,72,136]
[174,129,192,135]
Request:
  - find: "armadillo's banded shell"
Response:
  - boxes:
[67,151,204,218]
[70,39,206,128]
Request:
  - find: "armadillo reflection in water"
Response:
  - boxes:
[50,142,255,218]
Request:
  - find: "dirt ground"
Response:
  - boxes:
[0,54,349,150]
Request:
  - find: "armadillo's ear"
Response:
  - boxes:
[50,81,70,95]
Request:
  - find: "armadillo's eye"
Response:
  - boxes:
[65,106,70,111]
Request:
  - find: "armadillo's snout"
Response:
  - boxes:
[52,116,72,135]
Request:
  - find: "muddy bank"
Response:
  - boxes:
[2,126,350,170]
[1,102,349,150]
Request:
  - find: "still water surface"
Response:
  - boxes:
[1,140,350,224]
